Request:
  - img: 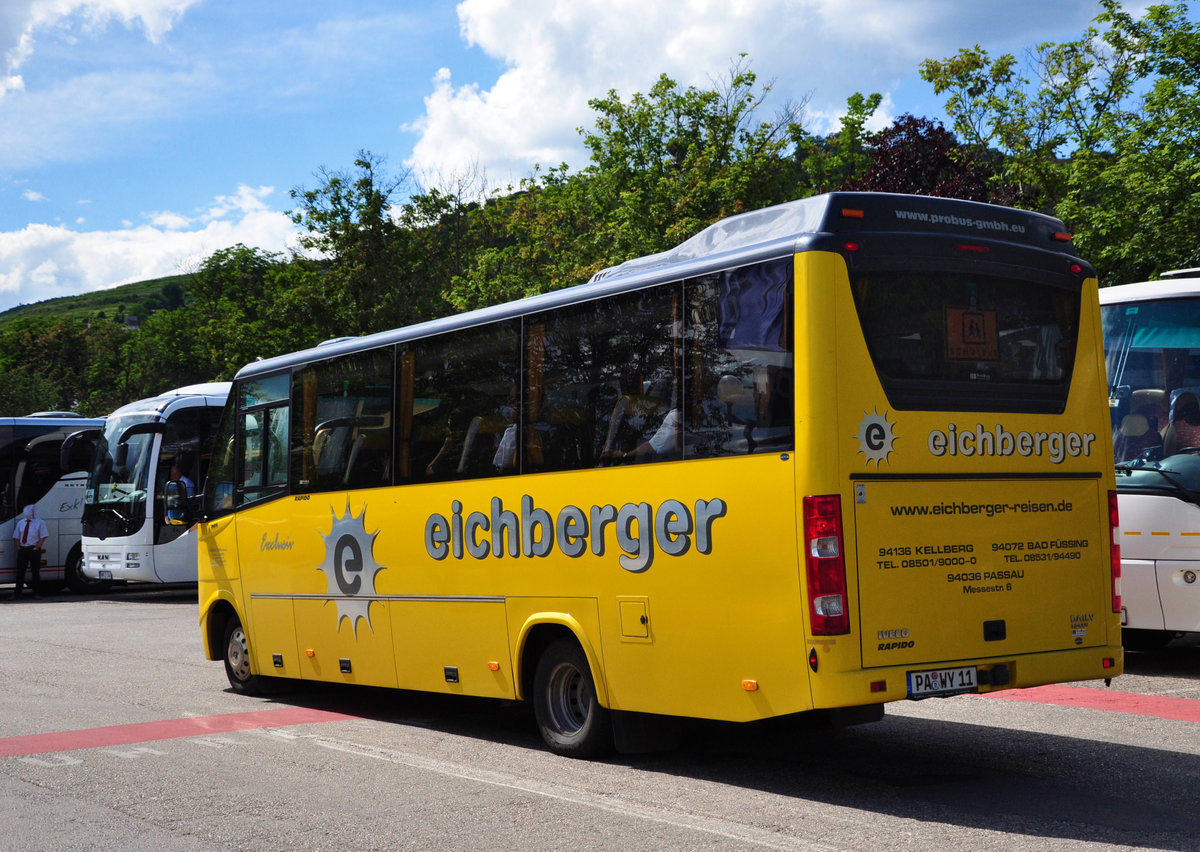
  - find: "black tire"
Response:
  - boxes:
[65,544,111,594]
[532,637,611,758]
[1122,628,1174,653]
[222,615,266,694]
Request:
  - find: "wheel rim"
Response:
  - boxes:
[227,626,252,683]
[68,553,102,588]
[546,660,590,736]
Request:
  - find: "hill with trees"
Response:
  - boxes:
[2,0,1195,416]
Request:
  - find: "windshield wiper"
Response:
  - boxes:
[1116,463,1200,506]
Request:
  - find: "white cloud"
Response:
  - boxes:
[21,189,44,201]
[407,0,1102,184]
[0,184,299,309]
[1,0,198,86]
[0,0,209,169]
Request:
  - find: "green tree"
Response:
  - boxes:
[185,244,288,379]
[446,58,808,310]
[795,92,882,194]
[842,114,1005,202]
[0,367,60,414]
[582,58,806,256]
[290,151,438,334]
[921,0,1200,282]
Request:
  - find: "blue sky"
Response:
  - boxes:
[0,0,1113,313]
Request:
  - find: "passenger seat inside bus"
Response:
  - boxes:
[1166,390,1200,455]
[1114,413,1159,462]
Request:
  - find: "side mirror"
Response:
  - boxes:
[164,479,192,526]
[60,428,102,472]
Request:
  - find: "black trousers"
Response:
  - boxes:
[13,546,40,595]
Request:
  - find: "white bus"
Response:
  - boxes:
[1101,271,1200,649]
[81,383,230,584]
[0,414,106,593]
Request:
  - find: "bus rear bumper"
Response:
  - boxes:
[809,644,1125,709]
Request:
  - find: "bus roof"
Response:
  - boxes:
[235,191,1076,381]
[0,416,104,429]
[1099,276,1200,304]
[107,382,232,420]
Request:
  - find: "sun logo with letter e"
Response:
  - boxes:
[856,408,897,466]
[315,501,386,637]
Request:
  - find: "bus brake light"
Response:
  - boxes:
[1109,490,1122,613]
[803,495,850,635]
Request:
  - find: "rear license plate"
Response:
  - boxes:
[907,665,978,698]
[98,570,113,580]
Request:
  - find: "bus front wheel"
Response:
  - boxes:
[222,616,265,694]
[532,638,611,758]
[65,544,110,594]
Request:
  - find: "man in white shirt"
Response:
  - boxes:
[170,463,195,496]
[11,504,48,600]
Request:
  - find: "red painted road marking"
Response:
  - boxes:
[0,707,357,758]
[1,686,1194,758]
[981,684,1200,723]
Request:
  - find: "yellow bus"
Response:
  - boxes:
[185,192,1123,757]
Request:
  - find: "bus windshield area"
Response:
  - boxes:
[1103,295,1200,498]
[852,268,1079,413]
[83,415,153,534]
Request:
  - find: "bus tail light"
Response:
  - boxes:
[1109,490,1122,613]
[803,495,850,635]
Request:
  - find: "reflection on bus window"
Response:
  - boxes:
[292,349,394,492]
[854,270,1079,413]
[396,321,520,483]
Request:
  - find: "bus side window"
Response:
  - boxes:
[398,321,520,484]
[291,349,394,493]
[238,372,290,505]
[532,285,679,472]
[685,259,795,458]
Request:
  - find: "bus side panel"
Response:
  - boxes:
[392,600,515,698]
[381,455,807,723]
[249,597,297,676]
[1116,494,1200,632]
[43,471,88,578]
[151,527,201,583]
[197,514,243,660]
[0,519,14,581]
[582,456,809,722]
[236,494,400,688]
[792,252,866,698]
[294,597,398,687]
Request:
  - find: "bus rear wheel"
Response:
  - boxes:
[223,616,266,694]
[532,638,611,758]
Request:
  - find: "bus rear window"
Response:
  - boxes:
[851,269,1079,413]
